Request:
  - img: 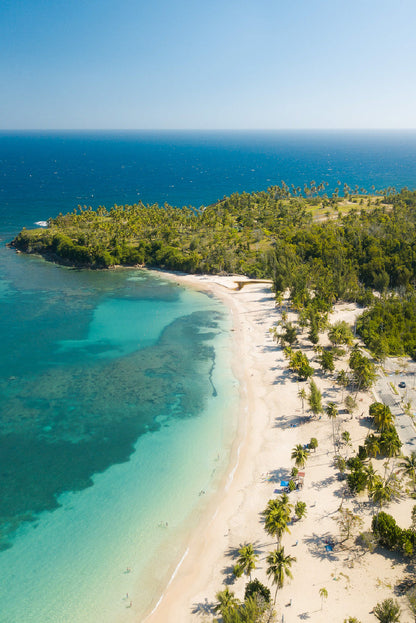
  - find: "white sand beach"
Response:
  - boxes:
[144,273,415,623]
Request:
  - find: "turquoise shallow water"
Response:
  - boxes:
[0,247,238,622]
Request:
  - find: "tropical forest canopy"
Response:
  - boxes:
[11,184,416,359]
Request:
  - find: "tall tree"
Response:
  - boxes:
[369,478,398,509]
[266,547,296,604]
[319,587,328,610]
[286,349,314,380]
[263,496,292,546]
[364,461,381,493]
[214,587,239,615]
[379,427,402,461]
[369,402,394,432]
[294,500,307,521]
[317,349,335,373]
[236,544,258,580]
[326,402,339,451]
[298,386,307,415]
[349,348,377,392]
[336,369,349,400]
[328,321,354,346]
[336,507,363,542]
[308,379,323,417]
[364,434,381,459]
[399,451,416,491]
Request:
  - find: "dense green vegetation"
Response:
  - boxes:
[12,187,312,275]
[357,294,416,359]
[372,510,416,557]
[11,185,416,358]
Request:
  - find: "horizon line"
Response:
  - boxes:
[1,127,416,133]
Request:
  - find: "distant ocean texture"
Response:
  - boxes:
[1,130,416,622]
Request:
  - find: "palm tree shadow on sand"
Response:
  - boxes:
[191,598,216,615]
[303,532,340,562]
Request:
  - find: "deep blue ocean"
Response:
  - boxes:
[1,130,416,237]
[1,130,416,622]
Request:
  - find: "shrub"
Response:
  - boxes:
[294,501,307,520]
[309,437,318,451]
[347,469,367,494]
[357,531,377,553]
[244,578,271,603]
[372,512,402,550]
[373,598,401,622]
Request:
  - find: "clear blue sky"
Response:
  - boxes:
[1,0,416,129]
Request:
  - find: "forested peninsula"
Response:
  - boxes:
[11,184,416,360]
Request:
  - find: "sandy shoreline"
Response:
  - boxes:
[143,272,414,623]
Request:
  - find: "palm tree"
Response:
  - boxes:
[308,379,323,417]
[319,587,328,610]
[291,443,309,469]
[236,543,258,580]
[294,500,307,520]
[214,587,239,615]
[406,586,416,622]
[326,402,338,451]
[309,437,318,452]
[263,506,291,546]
[336,369,349,400]
[371,403,394,432]
[266,547,296,604]
[328,320,354,346]
[349,347,377,393]
[364,462,381,494]
[380,428,402,462]
[264,493,292,516]
[399,451,416,490]
[364,433,381,459]
[298,387,307,415]
[369,479,394,509]
[341,431,351,445]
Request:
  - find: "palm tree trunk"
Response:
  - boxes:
[338,484,347,511]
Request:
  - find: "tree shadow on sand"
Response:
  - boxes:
[273,414,289,427]
[265,467,292,483]
[358,416,374,430]
[272,370,296,386]
[303,532,340,562]
[273,414,310,429]
[310,474,336,490]
[191,598,216,616]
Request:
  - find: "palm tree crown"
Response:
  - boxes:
[291,443,309,468]
[214,587,239,615]
[263,505,291,545]
[236,543,258,579]
[399,451,416,486]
